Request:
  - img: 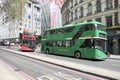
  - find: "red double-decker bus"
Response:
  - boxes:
[21,29,36,52]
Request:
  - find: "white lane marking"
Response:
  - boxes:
[49,75,60,80]
[37,75,54,80]
[111,64,120,67]
[72,78,82,80]
[37,72,82,80]
[54,72,82,80]
[54,72,73,76]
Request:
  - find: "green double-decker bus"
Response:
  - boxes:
[41,21,109,60]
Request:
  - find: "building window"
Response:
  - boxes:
[71,1,73,8]
[80,7,83,17]
[96,18,101,22]
[87,3,92,16]
[28,15,31,19]
[96,0,101,13]
[71,12,73,21]
[75,9,77,19]
[74,0,77,6]
[66,15,69,24]
[28,3,31,8]
[79,0,83,3]
[106,0,113,10]
[87,20,92,22]
[106,16,113,27]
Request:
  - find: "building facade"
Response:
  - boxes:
[0,0,62,44]
[40,1,62,32]
[21,0,41,36]
[0,1,18,40]
[0,0,41,42]
[61,0,120,54]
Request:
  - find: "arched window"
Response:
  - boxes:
[96,0,101,12]
[87,3,92,15]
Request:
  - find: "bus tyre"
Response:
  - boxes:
[46,48,49,54]
[75,51,81,59]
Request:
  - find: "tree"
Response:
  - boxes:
[1,0,28,47]
[1,0,28,22]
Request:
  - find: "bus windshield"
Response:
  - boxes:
[24,32,34,36]
[23,40,36,48]
[93,39,106,52]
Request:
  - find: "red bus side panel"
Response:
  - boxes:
[21,45,34,51]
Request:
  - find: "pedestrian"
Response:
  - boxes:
[8,42,10,48]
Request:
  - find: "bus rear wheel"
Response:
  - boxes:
[75,51,81,59]
[45,48,49,54]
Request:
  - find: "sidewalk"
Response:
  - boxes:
[0,60,25,80]
[109,55,120,60]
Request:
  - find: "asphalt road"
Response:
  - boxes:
[34,46,120,72]
[35,52,120,72]
[0,49,107,80]
[2,46,120,72]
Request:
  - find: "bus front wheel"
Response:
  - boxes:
[45,48,49,54]
[75,51,81,59]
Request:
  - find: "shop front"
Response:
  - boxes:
[107,28,120,55]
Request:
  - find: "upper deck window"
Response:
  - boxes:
[44,26,74,35]
[95,24,105,31]
[81,23,105,31]
[24,32,34,36]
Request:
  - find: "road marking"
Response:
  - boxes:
[37,75,54,80]
[37,72,82,80]
[49,75,60,80]
[54,72,82,80]
[72,78,82,80]
[111,64,120,67]
[54,72,73,77]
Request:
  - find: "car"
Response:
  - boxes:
[3,41,9,46]
[10,42,15,46]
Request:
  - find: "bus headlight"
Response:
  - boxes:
[97,54,100,57]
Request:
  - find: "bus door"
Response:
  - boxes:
[81,39,94,58]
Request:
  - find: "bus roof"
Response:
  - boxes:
[23,29,34,32]
[45,24,77,31]
[79,21,104,25]
[45,21,104,31]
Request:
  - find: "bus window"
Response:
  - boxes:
[50,30,57,34]
[59,41,62,47]
[95,24,105,31]
[65,41,70,47]
[53,41,57,46]
[94,39,106,51]
[46,41,50,46]
[61,41,66,47]
[80,39,93,48]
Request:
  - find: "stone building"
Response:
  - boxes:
[61,0,120,54]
